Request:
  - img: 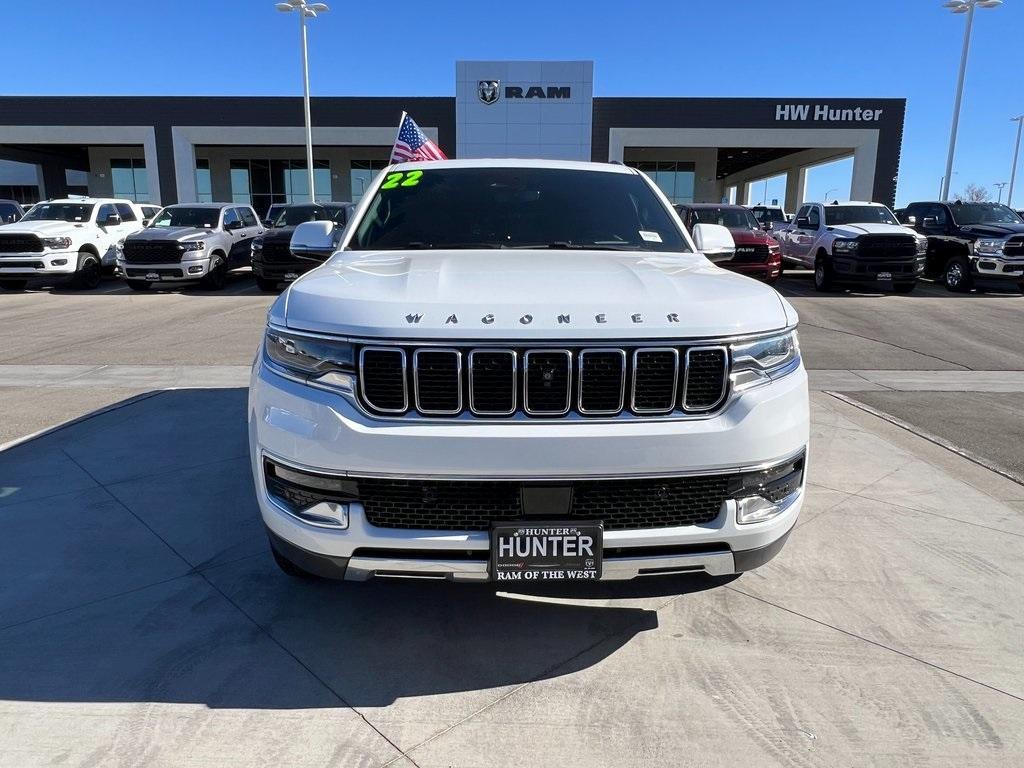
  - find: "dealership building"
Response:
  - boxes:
[0,60,905,216]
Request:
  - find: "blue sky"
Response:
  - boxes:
[3,0,1021,208]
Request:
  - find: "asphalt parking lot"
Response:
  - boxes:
[2,269,1024,766]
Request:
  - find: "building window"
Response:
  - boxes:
[626,161,695,204]
[111,158,149,202]
[229,158,330,219]
[195,159,213,202]
[351,160,388,202]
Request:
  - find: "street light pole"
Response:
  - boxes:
[939,0,1002,202]
[276,0,329,203]
[994,182,1008,203]
[1008,115,1024,208]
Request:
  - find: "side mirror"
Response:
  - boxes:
[103,213,121,227]
[922,216,939,228]
[141,218,151,227]
[691,223,736,263]
[290,221,337,262]
[905,215,917,226]
[224,219,242,231]
[795,217,810,229]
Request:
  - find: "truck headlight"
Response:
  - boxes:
[916,237,928,256]
[729,329,801,391]
[182,241,206,252]
[41,237,72,250]
[732,452,805,525]
[263,327,356,393]
[975,238,1005,256]
[833,239,859,253]
[252,237,264,253]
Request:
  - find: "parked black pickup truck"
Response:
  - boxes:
[896,201,1024,293]
[251,202,354,291]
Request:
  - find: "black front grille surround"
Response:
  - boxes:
[732,244,769,263]
[357,341,732,419]
[260,238,292,263]
[122,240,186,264]
[1003,237,1024,258]
[0,234,43,253]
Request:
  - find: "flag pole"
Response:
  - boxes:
[390,111,407,164]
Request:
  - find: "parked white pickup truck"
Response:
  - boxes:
[0,197,147,291]
[248,159,809,586]
[775,201,927,293]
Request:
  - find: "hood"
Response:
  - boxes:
[262,225,298,242]
[126,226,212,243]
[0,220,90,236]
[280,249,791,340]
[829,223,918,237]
[958,223,1024,238]
[729,228,778,246]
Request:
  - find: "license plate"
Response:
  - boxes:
[491,521,602,582]
[877,272,893,280]
[145,272,160,281]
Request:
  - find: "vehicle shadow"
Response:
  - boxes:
[0,387,730,710]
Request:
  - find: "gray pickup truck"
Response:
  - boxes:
[116,203,263,291]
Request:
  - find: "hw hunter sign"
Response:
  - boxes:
[478,81,572,105]
[775,103,883,123]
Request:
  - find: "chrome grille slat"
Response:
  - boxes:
[357,342,731,419]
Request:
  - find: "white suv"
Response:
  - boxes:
[0,197,146,291]
[248,159,809,585]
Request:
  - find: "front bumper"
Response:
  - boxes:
[252,255,313,282]
[972,255,1024,280]
[117,256,211,282]
[0,250,78,276]
[720,261,782,283]
[249,359,810,582]
[831,255,925,284]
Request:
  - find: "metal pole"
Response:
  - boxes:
[299,8,315,202]
[941,3,974,202]
[1008,116,1024,208]
[994,182,1006,203]
[938,176,945,199]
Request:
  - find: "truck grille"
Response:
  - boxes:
[357,343,729,418]
[260,238,292,263]
[856,235,917,259]
[1004,237,1024,258]
[732,244,769,263]
[122,240,185,264]
[358,475,732,531]
[0,234,43,253]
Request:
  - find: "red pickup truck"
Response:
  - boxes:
[674,203,783,284]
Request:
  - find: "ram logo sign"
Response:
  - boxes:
[478,80,500,105]
[478,82,572,105]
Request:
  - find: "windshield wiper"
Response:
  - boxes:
[511,241,641,251]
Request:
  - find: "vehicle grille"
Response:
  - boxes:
[856,235,917,259]
[0,234,43,253]
[358,475,732,531]
[122,240,186,264]
[260,238,292,263]
[732,244,769,263]
[1004,237,1024,258]
[357,343,729,419]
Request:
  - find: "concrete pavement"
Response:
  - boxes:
[0,389,1022,766]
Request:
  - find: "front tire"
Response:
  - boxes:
[71,251,102,290]
[814,254,836,292]
[200,256,227,291]
[255,275,279,292]
[125,280,151,292]
[944,256,973,293]
[0,279,28,291]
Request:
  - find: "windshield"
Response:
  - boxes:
[689,207,759,230]
[274,204,348,227]
[349,167,689,252]
[950,203,1023,226]
[824,206,898,226]
[151,207,220,229]
[22,202,94,223]
[752,207,786,223]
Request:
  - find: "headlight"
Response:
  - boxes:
[833,239,859,253]
[252,237,264,252]
[729,329,801,392]
[115,239,125,253]
[732,452,806,525]
[41,237,72,249]
[975,238,1005,255]
[916,237,928,256]
[182,241,206,252]
[264,327,356,393]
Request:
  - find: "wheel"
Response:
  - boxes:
[893,282,917,294]
[1018,282,1024,296]
[0,279,28,291]
[813,255,836,292]
[270,542,319,580]
[125,280,151,292]
[200,256,227,291]
[71,251,102,290]
[255,275,280,292]
[944,256,973,293]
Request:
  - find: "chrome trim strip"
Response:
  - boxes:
[577,348,626,415]
[631,347,679,415]
[260,446,808,483]
[358,347,408,414]
[682,346,729,413]
[523,349,572,416]
[412,348,462,416]
[467,348,517,416]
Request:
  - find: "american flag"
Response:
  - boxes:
[390,112,447,163]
